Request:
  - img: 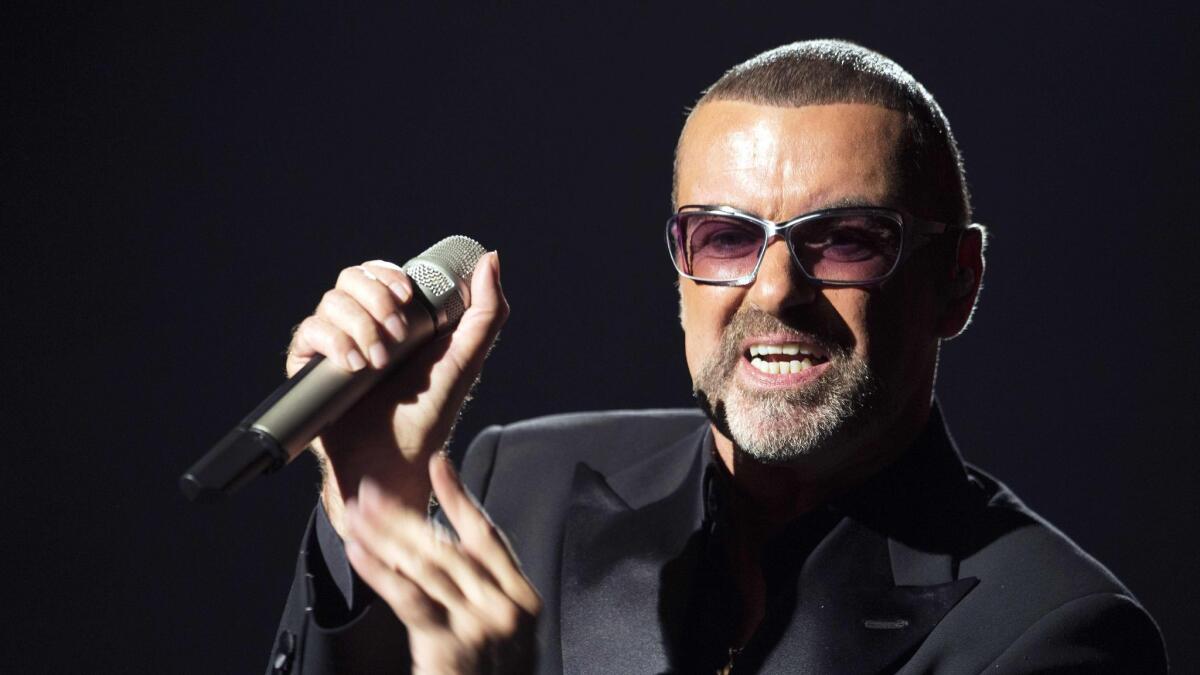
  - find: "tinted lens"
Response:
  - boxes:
[790,213,902,282]
[672,212,766,280]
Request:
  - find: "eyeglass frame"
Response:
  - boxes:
[666,203,960,288]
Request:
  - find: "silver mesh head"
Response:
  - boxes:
[440,291,466,326]
[420,236,487,280]
[405,262,455,298]
[403,236,487,328]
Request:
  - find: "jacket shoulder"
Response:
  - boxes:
[501,408,707,439]
[460,408,706,482]
[960,466,1132,600]
[501,408,705,463]
[931,466,1168,670]
[454,408,705,516]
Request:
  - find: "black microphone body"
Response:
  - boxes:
[180,236,487,502]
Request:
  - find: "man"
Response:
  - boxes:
[266,40,1167,673]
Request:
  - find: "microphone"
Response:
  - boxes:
[180,235,488,503]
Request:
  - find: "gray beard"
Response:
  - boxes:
[691,309,883,465]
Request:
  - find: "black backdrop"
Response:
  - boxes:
[6,2,1198,672]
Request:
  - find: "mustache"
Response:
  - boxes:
[712,308,850,368]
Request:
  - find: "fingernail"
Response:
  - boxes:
[369,342,389,369]
[389,282,410,302]
[346,349,367,371]
[384,313,404,341]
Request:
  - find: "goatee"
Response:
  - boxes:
[691,308,882,464]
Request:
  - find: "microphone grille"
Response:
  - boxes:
[403,235,488,327]
[420,235,488,280]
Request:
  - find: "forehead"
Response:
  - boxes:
[676,101,906,219]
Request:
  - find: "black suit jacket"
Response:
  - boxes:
[267,407,1167,673]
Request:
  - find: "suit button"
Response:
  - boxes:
[271,630,296,673]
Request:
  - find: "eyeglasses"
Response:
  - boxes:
[666,204,955,287]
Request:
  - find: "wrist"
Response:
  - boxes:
[320,451,435,536]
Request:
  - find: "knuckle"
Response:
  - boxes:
[462,515,489,541]
[397,580,426,608]
[362,282,395,318]
[388,587,435,625]
[382,583,415,613]
[493,603,520,635]
[319,288,346,312]
[363,259,403,272]
[348,312,382,343]
[457,620,488,651]
[292,316,319,344]
[331,330,357,354]
[405,552,432,578]
[336,265,362,287]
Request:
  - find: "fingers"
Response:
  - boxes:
[289,314,367,374]
[289,253,505,381]
[288,261,417,374]
[347,481,500,616]
[344,538,447,630]
[442,251,510,375]
[359,260,415,305]
[344,478,539,654]
[431,455,542,615]
[335,265,409,343]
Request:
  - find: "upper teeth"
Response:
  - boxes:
[751,357,813,374]
[748,343,816,357]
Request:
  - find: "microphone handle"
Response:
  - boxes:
[180,297,437,502]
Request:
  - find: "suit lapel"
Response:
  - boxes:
[559,423,710,674]
[557,404,981,673]
[742,516,978,673]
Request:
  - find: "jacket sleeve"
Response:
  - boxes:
[264,425,505,674]
[263,506,411,675]
[984,592,1168,674]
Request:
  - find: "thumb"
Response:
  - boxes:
[445,250,509,372]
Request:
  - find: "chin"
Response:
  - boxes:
[722,389,854,464]
[714,351,885,464]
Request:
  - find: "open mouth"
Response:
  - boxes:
[744,342,830,375]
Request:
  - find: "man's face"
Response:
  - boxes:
[676,101,944,471]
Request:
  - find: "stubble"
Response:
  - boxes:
[691,308,882,464]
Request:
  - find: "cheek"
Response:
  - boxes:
[825,286,926,377]
[863,273,940,378]
[821,289,873,355]
[679,283,738,373]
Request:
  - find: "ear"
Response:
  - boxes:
[936,224,986,340]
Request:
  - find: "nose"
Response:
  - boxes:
[746,238,817,312]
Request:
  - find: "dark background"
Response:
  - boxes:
[5,2,1198,672]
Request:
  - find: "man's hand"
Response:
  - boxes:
[345,454,541,674]
[285,251,508,532]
